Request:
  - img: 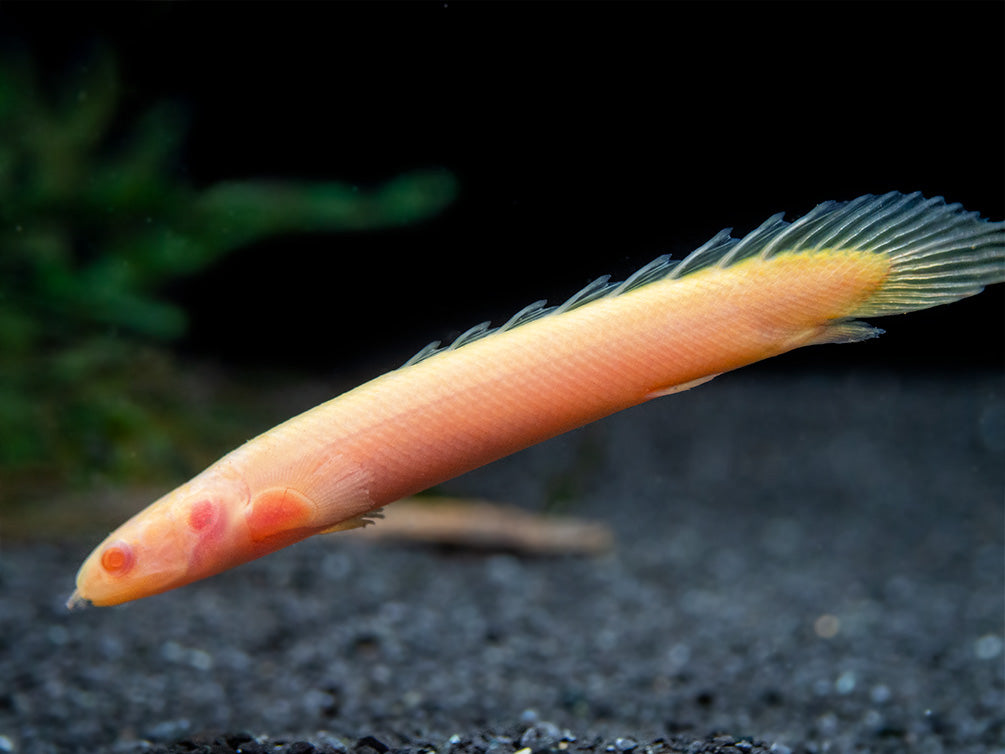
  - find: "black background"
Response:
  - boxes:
[3,2,1002,376]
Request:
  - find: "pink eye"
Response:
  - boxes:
[100,541,134,575]
[187,500,218,531]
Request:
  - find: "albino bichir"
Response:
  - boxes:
[69,192,1005,608]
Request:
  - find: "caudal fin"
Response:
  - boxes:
[758,192,1005,318]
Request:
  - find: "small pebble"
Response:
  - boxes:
[520,722,562,752]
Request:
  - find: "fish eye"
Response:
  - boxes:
[99,541,134,576]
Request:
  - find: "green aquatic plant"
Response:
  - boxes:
[0,50,456,496]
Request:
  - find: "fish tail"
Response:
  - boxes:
[796,192,1005,319]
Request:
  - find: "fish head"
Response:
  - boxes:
[68,465,251,607]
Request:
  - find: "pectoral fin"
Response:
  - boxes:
[246,487,317,543]
[318,508,385,535]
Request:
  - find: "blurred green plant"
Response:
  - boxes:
[0,49,456,497]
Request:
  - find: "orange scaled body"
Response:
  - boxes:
[70,192,1004,606]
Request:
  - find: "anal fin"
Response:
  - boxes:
[809,320,884,345]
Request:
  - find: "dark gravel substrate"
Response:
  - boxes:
[2,370,1003,754]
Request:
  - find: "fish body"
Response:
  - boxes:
[70,192,1005,607]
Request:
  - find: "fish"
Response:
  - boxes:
[68,192,1005,607]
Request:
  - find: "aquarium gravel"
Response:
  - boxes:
[1,372,1002,754]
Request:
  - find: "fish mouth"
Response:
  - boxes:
[65,589,92,611]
